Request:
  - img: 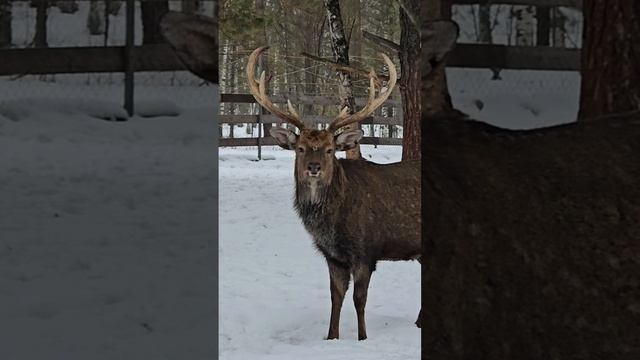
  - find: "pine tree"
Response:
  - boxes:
[578,0,640,120]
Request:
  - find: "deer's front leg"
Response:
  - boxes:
[327,260,350,340]
[353,264,373,340]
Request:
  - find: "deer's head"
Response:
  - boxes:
[246,47,397,186]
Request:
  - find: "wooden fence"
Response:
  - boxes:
[0,0,214,116]
[219,93,403,154]
[0,0,582,152]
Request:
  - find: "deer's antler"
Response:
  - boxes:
[246,47,306,130]
[328,53,398,133]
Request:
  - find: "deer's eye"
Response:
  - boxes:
[326,148,333,154]
[297,147,305,153]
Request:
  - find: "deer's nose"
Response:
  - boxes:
[307,162,321,174]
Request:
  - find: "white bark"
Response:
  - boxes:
[551,7,566,48]
[87,1,106,35]
[513,5,535,46]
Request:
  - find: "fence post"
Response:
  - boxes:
[257,107,263,160]
[124,0,135,117]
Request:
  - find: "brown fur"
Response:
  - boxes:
[275,127,420,340]
[423,113,640,358]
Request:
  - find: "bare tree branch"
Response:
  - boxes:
[362,30,400,53]
[299,51,390,87]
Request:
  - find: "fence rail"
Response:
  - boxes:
[0,44,185,75]
[219,93,403,152]
[449,0,581,7]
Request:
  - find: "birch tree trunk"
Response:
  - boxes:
[513,5,535,46]
[578,0,640,120]
[551,7,566,47]
[255,0,272,137]
[0,0,11,48]
[478,4,492,43]
[323,0,360,160]
[88,1,105,35]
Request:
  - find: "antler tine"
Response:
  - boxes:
[328,53,398,133]
[246,47,306,130]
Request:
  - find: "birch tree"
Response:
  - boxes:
[477,4,492,43]
[323,0,361,160]
[88,1,105,35]
[551,7,566,47]
[513,5,534,46]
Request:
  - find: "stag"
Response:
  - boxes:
[159,10,420,340]
[246,47,421,340]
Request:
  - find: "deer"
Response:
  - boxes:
[159,10,640,352]
[245,47,421,341]
[159,11,421,341]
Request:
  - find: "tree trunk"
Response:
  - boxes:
[536,6,551,46]
[106,0,122,16]
[513,5,534,46]
[551,7,566,48]
[255,0,272,137]
[400,0,422,161]
[419,0,454,156]
[478,4,492,43]
[88,1,104,35]
[578,1,640,120]
[0,0,11,48]
[323,0,360,160]
[33,1,48,47]
[140,0,169,44]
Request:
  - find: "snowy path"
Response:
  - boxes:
[219,146,420,360]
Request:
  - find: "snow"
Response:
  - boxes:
[0,66,581,359]
[0,90,219,359]
[448,68,580,129]
[219,145,421,360]
[1,2,583,358]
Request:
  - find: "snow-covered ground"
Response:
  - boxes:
[0,90,219,359]
[219,145,420,360]
[0,68,579,360]
[2,4,581,356]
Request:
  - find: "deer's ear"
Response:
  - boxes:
[269,127,298,150]
[335,129,364,151]
[160,11,218,83]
